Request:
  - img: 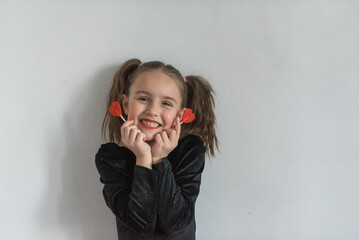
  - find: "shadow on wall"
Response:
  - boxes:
[38,65,119,239]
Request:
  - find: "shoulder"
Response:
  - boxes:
[179,134,204,146]
[95,143,135,181]
[95,142,135,165]
[168,135,206,172]
[96,142,130,155]
[95,142,119,159]
[96,142,119,153]
[176,134,206,155]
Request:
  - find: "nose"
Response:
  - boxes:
[146,102,160,116]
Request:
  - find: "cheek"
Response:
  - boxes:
[163,111,179,127]
[127,103,142,121]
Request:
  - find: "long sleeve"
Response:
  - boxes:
[95,143,158,234]
[152,135,206,234]
[95,135,206,239]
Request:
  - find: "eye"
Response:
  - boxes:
[162,101,173,107]
[137,96,149,102]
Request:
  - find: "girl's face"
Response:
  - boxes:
[121,70,184,141]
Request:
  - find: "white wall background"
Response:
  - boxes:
[1,1,359,239]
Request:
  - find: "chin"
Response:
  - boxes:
[144,136,156,146]
[145,139,155,146]
[143,130,161,142]
[144,134,155,142]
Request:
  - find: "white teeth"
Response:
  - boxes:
[142,120,159,127]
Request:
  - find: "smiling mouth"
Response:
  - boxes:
[140,119,161,128]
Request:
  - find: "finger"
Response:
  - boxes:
[121,119,134,128]
[121,120,134,136]
[175,116,181,137]
[154,133,162,144]
[129,128,141,143]
[163,128,171,136]
[161,130,170,144]
[170,116,178,130]
[168,128,177,141]
[123,125,138,140]
[135,132,146,143]
[169,117,180,140]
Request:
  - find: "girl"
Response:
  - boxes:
[95,58,218,240]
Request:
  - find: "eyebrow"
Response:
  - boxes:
[135,90,178,104]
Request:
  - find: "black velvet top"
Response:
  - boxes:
[95,134,205,240]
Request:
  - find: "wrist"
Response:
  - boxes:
[136,154,152,169]
[152,157,164,165]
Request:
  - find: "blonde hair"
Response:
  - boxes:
[102,58,218,157]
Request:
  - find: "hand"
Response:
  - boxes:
[121,120,152,168]
[151,116,181,164]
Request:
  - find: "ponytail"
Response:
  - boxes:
[101,58,141,143]
[181,76,218,157]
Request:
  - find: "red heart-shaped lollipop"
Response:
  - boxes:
[108,101,126,122]
[181,108,195,123]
